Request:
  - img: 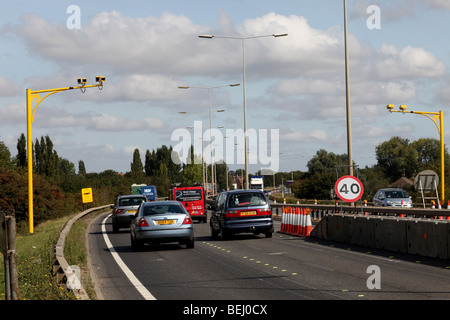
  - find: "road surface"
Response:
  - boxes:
[87,212,450,302]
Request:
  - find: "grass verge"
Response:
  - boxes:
[0,208,108,300]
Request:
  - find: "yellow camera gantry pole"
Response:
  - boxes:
[26,76,105,233]
[387,104,445,203]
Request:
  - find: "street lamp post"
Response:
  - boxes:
[344,0,353,177]
[26,77,105,233]
[179,84,239,196]
[386,104,445,202]
[199,33,288,189]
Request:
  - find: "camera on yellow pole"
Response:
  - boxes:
[26,77,105,233]
[386,104,445,206]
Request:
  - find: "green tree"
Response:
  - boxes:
[34,135,61,176]
[16,133,27,168]
[145,145,181,184]
[130,148,145,181]
[181,145,203,186]
[0,141,12,168]
[58,158,75,176]
[153,163,170,197]
[294,149,349,200]
[78,160,86,175]
[376,136,419,181]
[144,149,157,176]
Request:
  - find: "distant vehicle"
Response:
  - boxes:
[131,184,158,201]
[171,186,206,223]
[373,188,413,208]
[111,195,147,232]
[250,176,264,191]
[141,185,158,201]
[209,189,273,240]
[131,184,146,195]
[130,201,194,250]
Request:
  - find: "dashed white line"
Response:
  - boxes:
[101,214,156,300]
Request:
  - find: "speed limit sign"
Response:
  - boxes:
[335,175,364,202]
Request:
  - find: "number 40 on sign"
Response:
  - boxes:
[335,176,364,203]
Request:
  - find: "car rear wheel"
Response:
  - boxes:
[131,234,144,250]
[185,239,195,249]
[220,227,231,240]
[210,223,219,239]
[112,220,119,233]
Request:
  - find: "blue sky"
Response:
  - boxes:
[1,0,450,176]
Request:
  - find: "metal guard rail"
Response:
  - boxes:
[52,204,112,300]
[270,203,450,219]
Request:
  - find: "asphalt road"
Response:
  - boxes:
[88,211,450,302]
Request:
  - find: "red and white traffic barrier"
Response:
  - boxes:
[280,207,312,237]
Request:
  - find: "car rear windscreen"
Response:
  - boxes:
[143,204,185,215]
[119,197,146,206]
[228,193,267,208]
[175,189,203,202]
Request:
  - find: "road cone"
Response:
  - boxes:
[304,208,313,236]
[298,207,304,236]
[287,207,293,234]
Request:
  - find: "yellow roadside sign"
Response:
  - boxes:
[81,188,93,203]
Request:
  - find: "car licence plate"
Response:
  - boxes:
[128,210,136,214]
[240,211,257,216]
[156,220,175,225]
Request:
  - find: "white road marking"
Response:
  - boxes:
[101,214,156,300]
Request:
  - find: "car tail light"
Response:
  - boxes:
[224,210,239,218]
[259,209,272,215]
[183,215,193,225]
[115,209,125,214]
[138,217,149,227]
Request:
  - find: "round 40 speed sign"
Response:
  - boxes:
[335,175,364,203]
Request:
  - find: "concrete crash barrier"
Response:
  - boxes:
[406,219,449,259]
[310,214,450,259]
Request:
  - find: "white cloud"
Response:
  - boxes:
[0,103,25,124]
[281,129,327,143]
[32,106,165,132]
[419,0,450,10]
[375,44,446,79]
[0,76,21,96]
[13,12,208,75]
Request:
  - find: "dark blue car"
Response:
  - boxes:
[209,190,274,240]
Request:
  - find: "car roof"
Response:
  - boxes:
[118,194,147,198]
[142,200,181,205]
[221,189,264,195]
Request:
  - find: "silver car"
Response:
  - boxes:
[373,188,412,208]
[111,195,147,232]
[130,201,194,250]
